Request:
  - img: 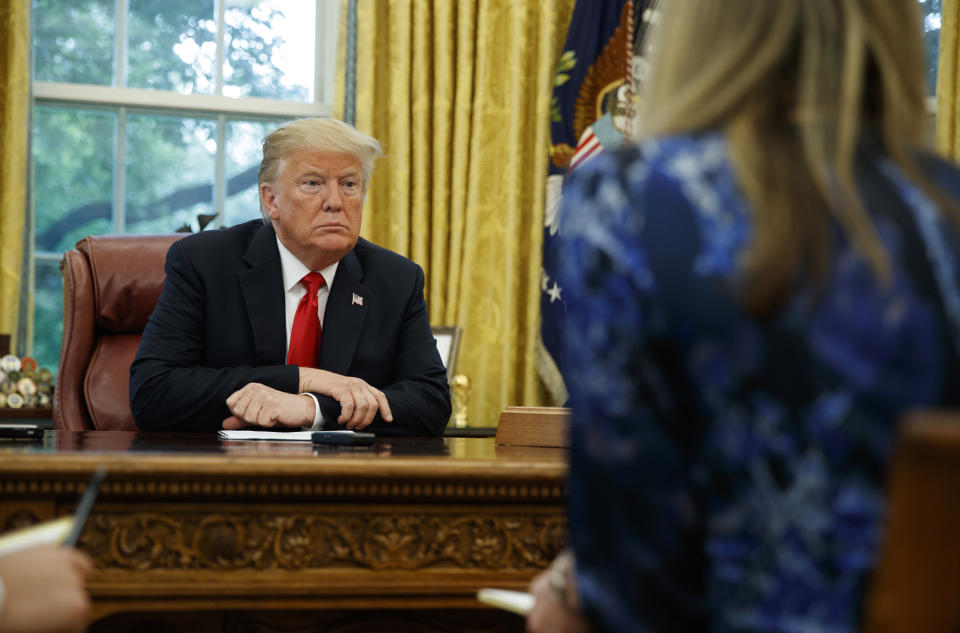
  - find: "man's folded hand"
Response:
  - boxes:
[222,382,316,429]
[298,368,393,430]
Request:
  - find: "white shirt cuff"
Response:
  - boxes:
[300,392,325,430]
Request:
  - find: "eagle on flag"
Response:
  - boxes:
[539,0,659,403]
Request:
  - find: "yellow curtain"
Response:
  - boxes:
[0,0,30,353]
[938,0,960,158]
[347,1,576,426]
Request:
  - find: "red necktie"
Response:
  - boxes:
[287,272,325,367]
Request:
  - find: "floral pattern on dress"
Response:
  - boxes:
[556,132,960,633]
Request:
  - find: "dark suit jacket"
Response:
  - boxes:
[129,219,451,435]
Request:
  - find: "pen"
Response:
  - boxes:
[63,467,107,548]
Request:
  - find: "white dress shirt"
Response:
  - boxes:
[276,236,339,430]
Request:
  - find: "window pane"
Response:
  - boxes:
[920,0,942,96]
[33,107,115,253]
[34,260,64,380]
[223,0,315,101]
[125,114,217,233]
[127,0,216,94]
[33,0,115,85]
[224,119,286,226]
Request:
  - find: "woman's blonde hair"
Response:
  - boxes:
[640,0,949,314]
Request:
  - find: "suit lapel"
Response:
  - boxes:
[238,223,287,365]
[319,248,368,374]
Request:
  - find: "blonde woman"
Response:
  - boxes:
[528,1,960,632]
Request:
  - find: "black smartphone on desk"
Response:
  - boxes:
[0,423,44,441]
[312,430,376,446]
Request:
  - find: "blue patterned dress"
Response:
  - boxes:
[556,132,960,633]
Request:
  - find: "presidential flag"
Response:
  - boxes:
[538,0,658,404]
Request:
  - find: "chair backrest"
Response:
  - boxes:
[54,234,186,431]
[864,410,960,633]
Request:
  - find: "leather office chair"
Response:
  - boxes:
[55,234,185,431]
[865,411,960,633]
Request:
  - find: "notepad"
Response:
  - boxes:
[218,430,316,441]
[0,516,75,557]
[218,430,359,441]
[476,588,534,615]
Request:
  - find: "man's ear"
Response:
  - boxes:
[260,183,280,220]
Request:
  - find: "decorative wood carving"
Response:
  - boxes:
[91,609,525,633]
[82,510,567,571]
[2,510,40,532]
[1,479,84,496]
[1,477,564,502]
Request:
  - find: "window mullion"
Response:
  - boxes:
[115,107,127,234]
[317,0,339,105]
[315,0,324,104]
[34,83,329,118]
[216,0,226,97]
[115,0,128,87]
[215,115,227,228]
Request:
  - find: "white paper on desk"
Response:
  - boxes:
[0,516,75,557]
[476,588,534,616]
[217,430,318,441]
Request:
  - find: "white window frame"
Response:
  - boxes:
[32,0,338,239]
[34,0,339,110]
[30,0,340,359]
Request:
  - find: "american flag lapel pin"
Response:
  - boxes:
[352,293,364,307]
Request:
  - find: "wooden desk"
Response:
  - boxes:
[0,432,568,633]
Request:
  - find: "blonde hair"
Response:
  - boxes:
[258,118,383,218]
[639,0,949,314]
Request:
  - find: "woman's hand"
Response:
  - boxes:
[526,550,592,633]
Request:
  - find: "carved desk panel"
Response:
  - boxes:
[0,432,568,632]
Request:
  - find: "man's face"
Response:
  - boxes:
[261,149,365,270]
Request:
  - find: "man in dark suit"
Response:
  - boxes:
[129,118,451,436]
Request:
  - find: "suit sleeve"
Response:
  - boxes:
[129,240,299,432]
[315,265,451,437]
